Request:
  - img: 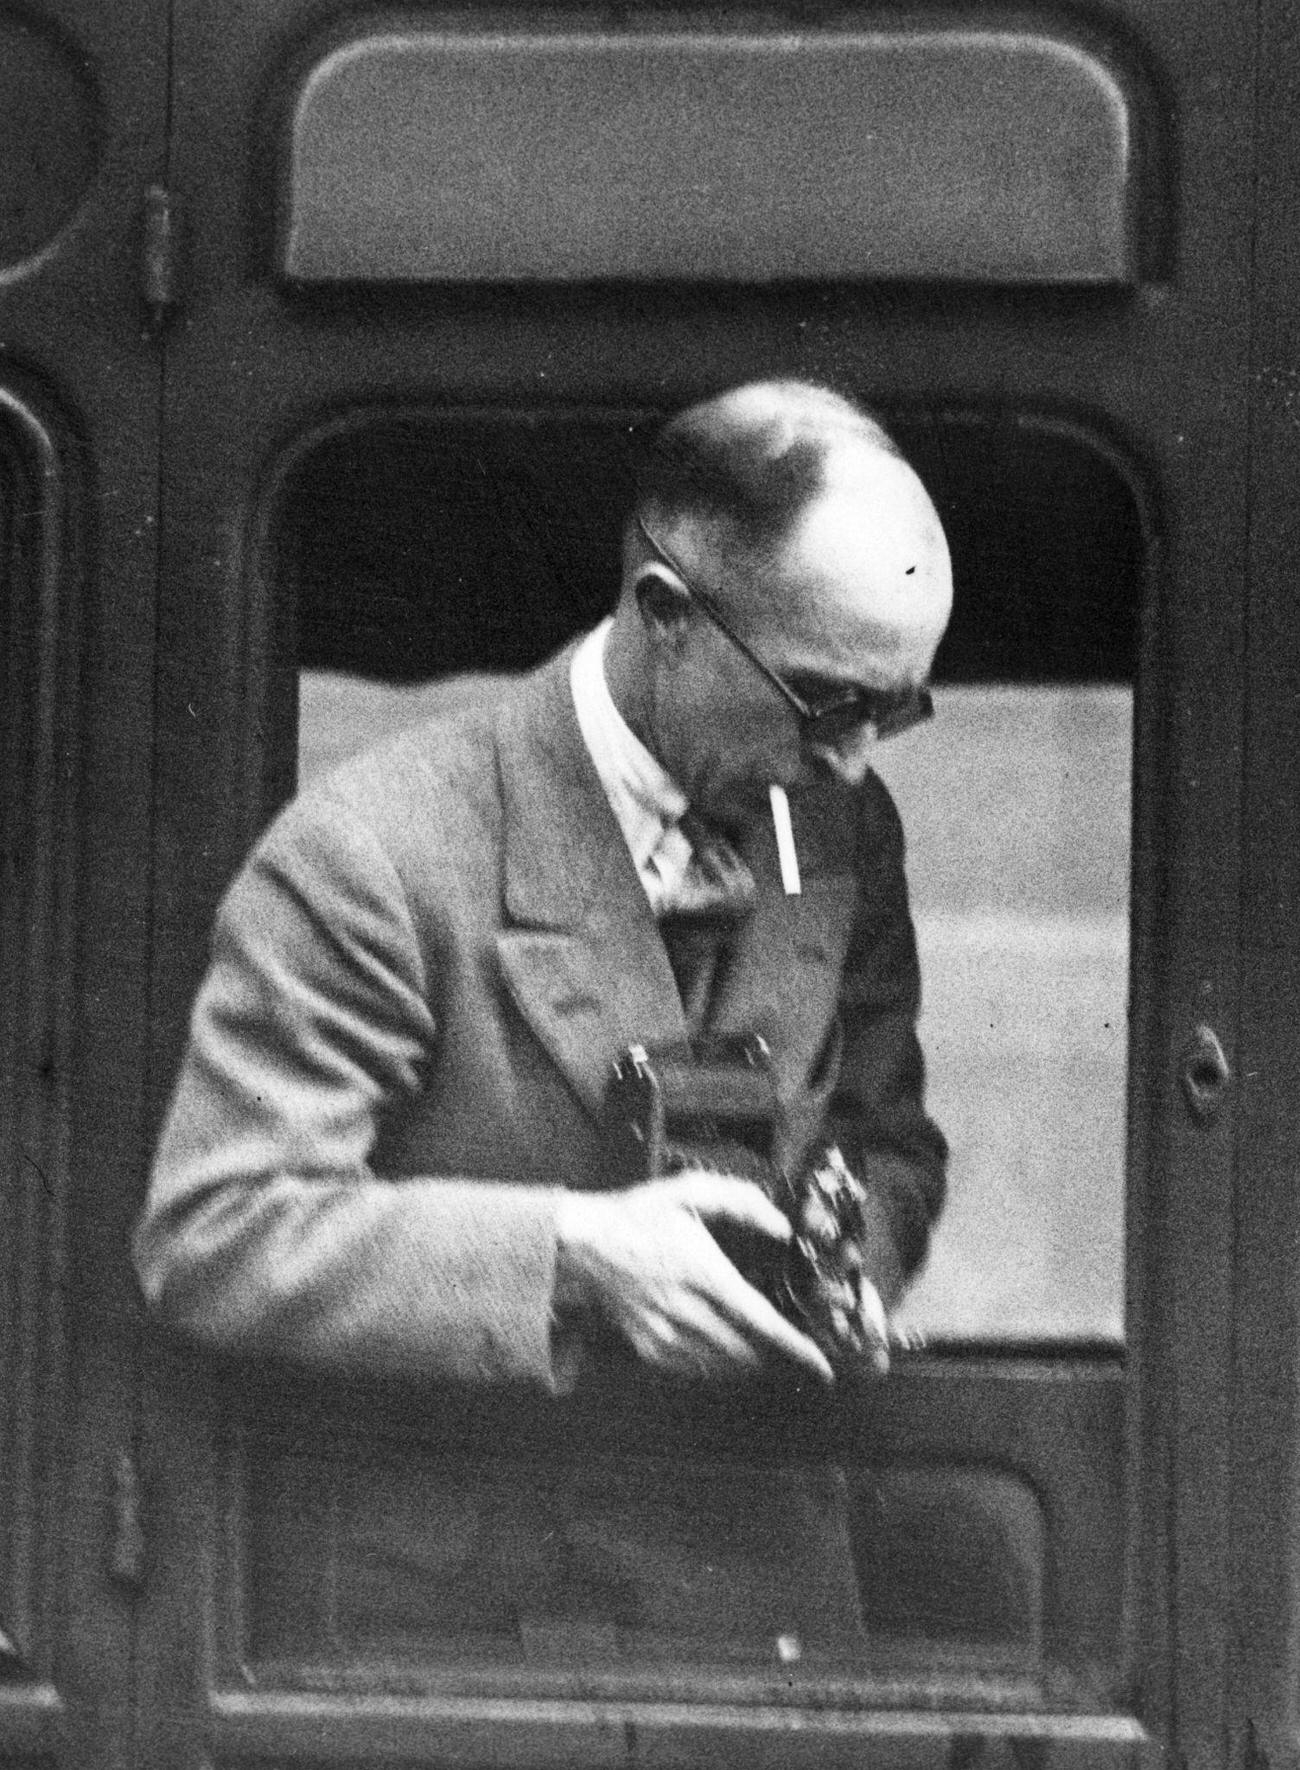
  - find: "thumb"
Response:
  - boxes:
[660,1171,792,1242]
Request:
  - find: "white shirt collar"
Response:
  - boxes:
[569,620,690,912]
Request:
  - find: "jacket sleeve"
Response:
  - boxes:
[133,793,566,1389]
[828,777,948,1311]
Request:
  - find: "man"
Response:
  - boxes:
[134,380,951,1655]
[136,377,950,1389]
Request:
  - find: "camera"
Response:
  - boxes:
[604,1035,880,1364]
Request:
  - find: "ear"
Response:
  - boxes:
[634,564,693,646]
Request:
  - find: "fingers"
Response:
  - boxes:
[857,1279,891,1376]
[556,1175,836,1384]
[697,1251,835,1383]
[628,1291,830,1385]
[644,1173,834,1381]
[627,1298,766,1380]
[728,1291,836,1384]
[655,1170,792,1243]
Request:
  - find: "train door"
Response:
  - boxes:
[0,2,169,1767]
[1226,7,1300,1757]
[133,2,1300,1769]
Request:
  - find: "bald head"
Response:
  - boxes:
[605,380,952,824]
[632,379,899,552]
[627,379,951,686]
[769,438,953,685]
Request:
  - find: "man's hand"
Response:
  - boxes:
[855,1277,892,1376]
[555,1173,835,1384]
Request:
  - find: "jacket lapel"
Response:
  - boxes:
[492,652,688,1121]
[709,789,858,1106]
[489,650,861,1130]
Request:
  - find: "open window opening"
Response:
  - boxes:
[243,407,1144,1703]
[271,406,1143,1351]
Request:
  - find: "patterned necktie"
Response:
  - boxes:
[657,812,757,1029]
[657,811,758,921]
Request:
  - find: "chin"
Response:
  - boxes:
[706,782,771,835]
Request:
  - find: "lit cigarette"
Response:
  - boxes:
[769,784,801,895]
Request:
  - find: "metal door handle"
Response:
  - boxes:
[1179,1023,1231,1124]
[139,184,182,332]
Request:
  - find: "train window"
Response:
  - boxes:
[237,407,1138,1707]
[280,28,1139,286]
[278,406,1139,1348]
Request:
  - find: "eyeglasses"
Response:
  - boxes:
[635,517,934,747]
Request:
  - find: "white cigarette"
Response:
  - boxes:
[769,783,801,895]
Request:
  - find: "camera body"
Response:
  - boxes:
[604,1035,877,1363]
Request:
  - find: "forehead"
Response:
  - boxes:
[712,454,953,684]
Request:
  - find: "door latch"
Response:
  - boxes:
[109,1450,145,1591]
[1179,1022,1232,1124]
[139,184,182,332]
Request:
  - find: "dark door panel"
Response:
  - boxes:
[0,3,170,1766]
[214,1359,1124,1692]
[0,380,83,1768]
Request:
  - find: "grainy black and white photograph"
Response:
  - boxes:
[1,3,1297,1766]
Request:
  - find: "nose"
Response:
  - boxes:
[806,727,877,786]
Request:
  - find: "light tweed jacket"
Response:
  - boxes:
[134,644,946,1390]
